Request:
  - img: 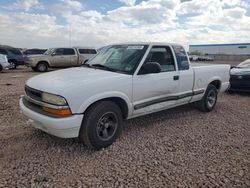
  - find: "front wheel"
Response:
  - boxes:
[9,61,17,69]
[79,101,123,150]
[36,62,48,72]
[195,84,218,112]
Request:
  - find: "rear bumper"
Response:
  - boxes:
[19,97,83,138]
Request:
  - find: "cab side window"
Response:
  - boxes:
[54,48,64,55]
[173,45,189,70]
[145,46,175,72]
[63,48,75,55]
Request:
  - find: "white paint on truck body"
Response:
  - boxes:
[20,42,230,138]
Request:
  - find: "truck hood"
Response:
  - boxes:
[26,67,129,94]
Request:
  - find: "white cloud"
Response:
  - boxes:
[0,0,249,49]
[50,0,83,14]
[118,0,136,6]
[108,0,180,26]
[14,0,42,11]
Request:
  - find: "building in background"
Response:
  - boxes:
[189,43,250,61]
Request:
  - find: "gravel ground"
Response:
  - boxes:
[0,63,250,188]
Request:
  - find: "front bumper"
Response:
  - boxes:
[229,75,250,92]
[19,97,83,138]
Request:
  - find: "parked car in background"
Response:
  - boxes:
[23,49,47,55]
[25,47,97,72]
[0,46,27,69]
[229,59,250,92]
[189,55,199,61]
[200,56,214,61]
[0,54,10,72]
[77,47,97,64]
[189,55,214,61]
[20,42,230,149]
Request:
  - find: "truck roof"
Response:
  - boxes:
[111,42,183,46]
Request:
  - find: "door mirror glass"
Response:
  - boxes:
[140,62,161,74]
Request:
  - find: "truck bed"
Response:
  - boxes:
[191,62,227,67]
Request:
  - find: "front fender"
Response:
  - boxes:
[76,91,133,117]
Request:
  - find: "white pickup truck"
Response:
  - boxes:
[20,42,230,149]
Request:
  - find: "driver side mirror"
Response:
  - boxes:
[139,62,161,74]
[51,52,56,56]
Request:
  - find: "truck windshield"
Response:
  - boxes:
[86,45,148,74]
[44,48,55,55]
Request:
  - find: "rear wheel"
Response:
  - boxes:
[195,84,218,112]
[0,65,3,72]
[36,62,48,72]
[79,101,123,150]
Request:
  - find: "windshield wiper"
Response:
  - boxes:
[91,64,117,72]
[81,63,91,67]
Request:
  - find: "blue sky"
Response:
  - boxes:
[0,0,249,48]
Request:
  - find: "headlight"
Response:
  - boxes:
[42,93,67,106]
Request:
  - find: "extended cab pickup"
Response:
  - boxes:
[20,42,230,149]
[25,47,97,72]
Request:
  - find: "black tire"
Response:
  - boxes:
[79,101,123,150]
[9,61,17,69]
[36,62,48,72]
[0,65,3,72]
[195,84,218,112]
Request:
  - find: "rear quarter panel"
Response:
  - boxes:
[190,63,230,102]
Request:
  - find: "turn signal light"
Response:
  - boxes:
[42,107,72,116]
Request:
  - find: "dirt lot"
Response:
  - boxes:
[0,63,250,187]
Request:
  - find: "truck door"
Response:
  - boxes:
[63,48,78,66]
[51,48,66,67]
[172,45,195,105]
[132,45,180,116]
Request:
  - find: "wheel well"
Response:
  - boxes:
[37,61,49,67]
[85,97,129,119]
[209,80,221,90]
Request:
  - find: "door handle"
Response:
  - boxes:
[173,75,179,80]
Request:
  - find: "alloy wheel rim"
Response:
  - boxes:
[207,90,216,108]
[10,62,15,68]
[96,112,118,141]
[38,64,46,71]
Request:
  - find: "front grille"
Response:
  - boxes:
[25,85,42,101]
